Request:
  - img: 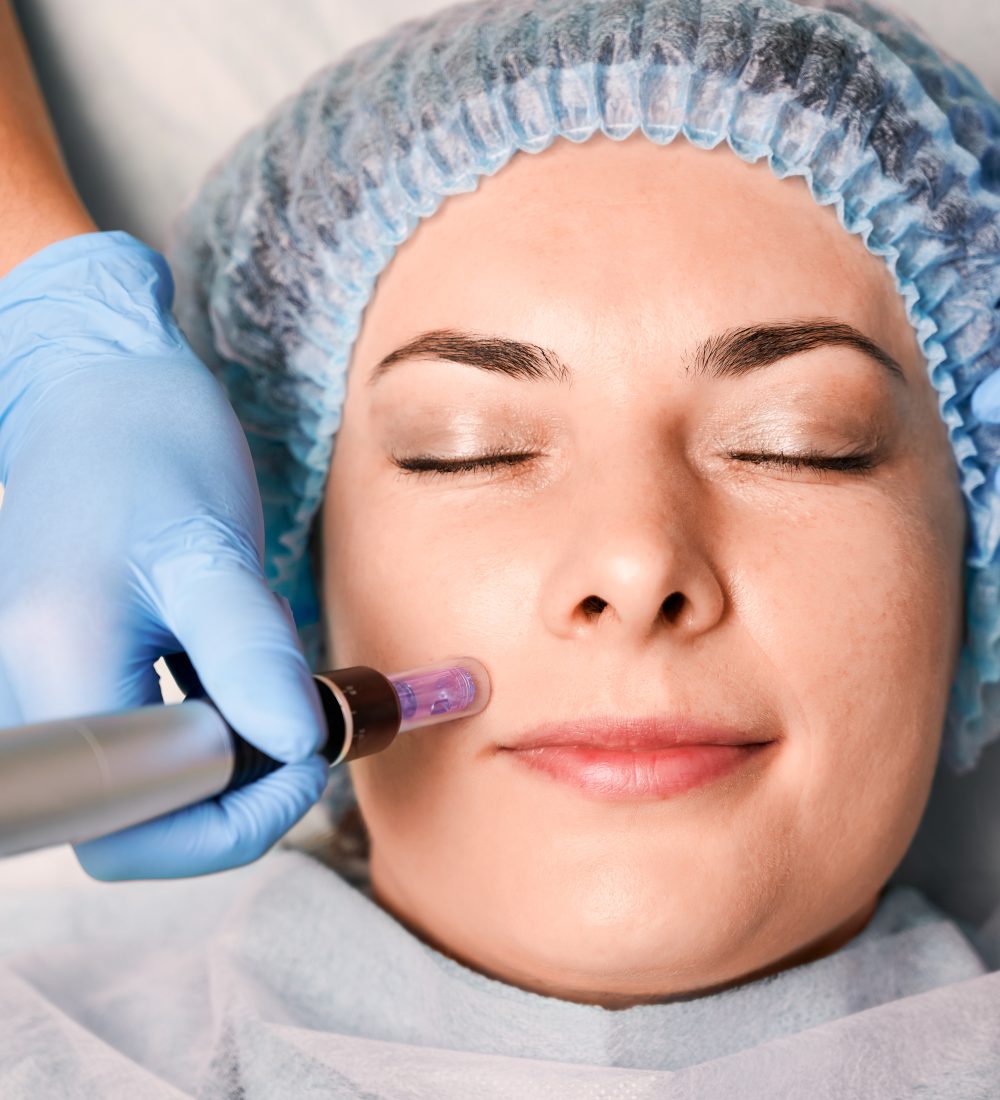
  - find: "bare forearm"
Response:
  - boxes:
[0,0,95,278]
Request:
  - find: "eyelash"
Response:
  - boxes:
[391,447,880,479]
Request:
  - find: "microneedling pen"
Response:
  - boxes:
[0,655,490,859]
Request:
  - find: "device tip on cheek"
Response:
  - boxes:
[388,656,491,733]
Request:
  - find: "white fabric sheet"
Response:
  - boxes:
[1,846,998,1097]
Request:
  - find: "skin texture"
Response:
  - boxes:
[319,133,967,1008]
[0,0,95,277]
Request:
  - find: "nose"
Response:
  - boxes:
[539,455,726,647]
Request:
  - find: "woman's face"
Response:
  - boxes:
[320,134,966,1006]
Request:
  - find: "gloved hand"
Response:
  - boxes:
[0,230,329,880]
[972,372,1000,491]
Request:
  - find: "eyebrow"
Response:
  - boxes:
[367,319,907,389]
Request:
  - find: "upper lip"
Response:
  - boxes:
[501,716,776,752]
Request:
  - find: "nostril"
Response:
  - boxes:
[661,592,685,621]
[581,595,607,615]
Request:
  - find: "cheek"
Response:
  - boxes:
[324,493,505,668]
[324,477,543,862]
[742,494,942,704]
[735,473,964,857]
[323,429,446,667]
[324,408,543,671]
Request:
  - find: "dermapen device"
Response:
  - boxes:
[0,653,490,859]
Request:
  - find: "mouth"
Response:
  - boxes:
[497,716,777,801]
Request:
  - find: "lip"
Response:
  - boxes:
[501,716,773,752]
[498,717,777,801]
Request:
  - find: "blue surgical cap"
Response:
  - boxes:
[169,0,1000,777]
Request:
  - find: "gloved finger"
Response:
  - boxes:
[72,753,330,881]
[149,552,325,763]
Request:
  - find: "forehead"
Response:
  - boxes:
[354,133,917,379]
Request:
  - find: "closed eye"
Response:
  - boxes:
[392,448,538,477]
[727,449,879,475]
[391,448,880,478]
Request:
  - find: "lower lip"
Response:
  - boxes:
[501,743,774,800]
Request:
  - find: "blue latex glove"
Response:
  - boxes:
[972,371,1000,491]
[0,231,329,880]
